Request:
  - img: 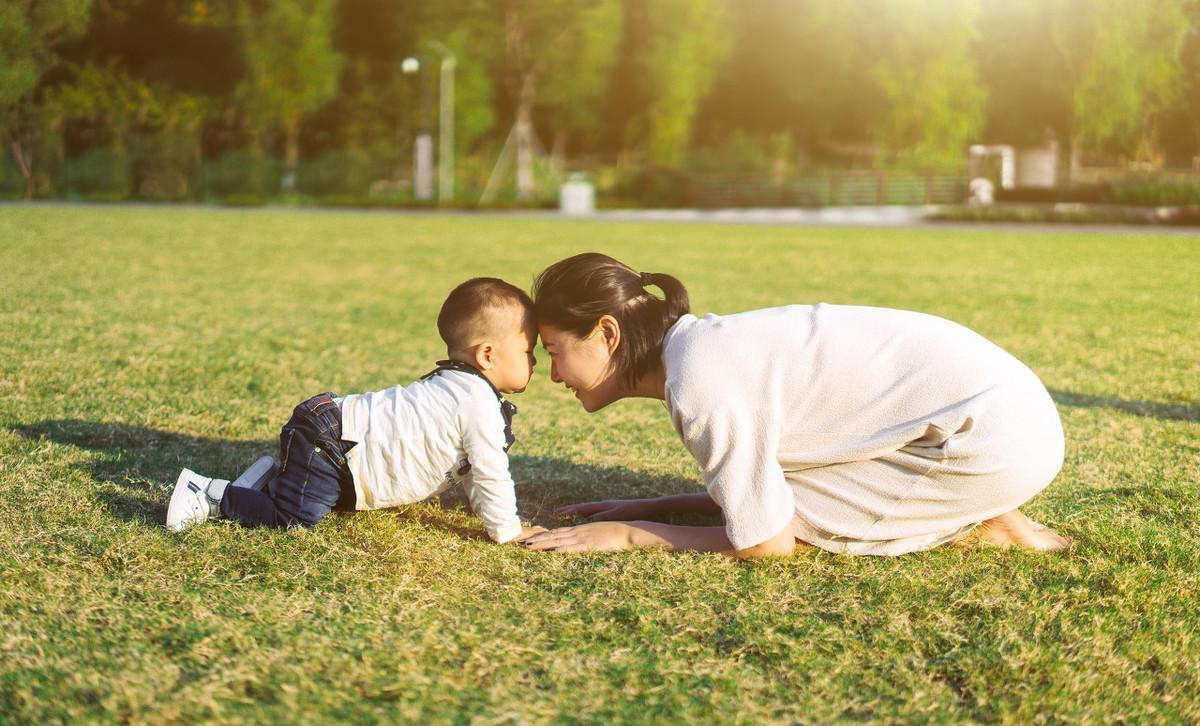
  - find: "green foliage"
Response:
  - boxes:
[237,0,344,186]
[0,0,92,198]
[7,0,1200,201]
[0,207,1198,721]
[65,147,132,200]
[429,29,495,157]
[295,149,397,200]
[202,150,282,202]
[531,0,623,137]
[0,0,91,109]
[1107,179,1200,207]
[1072,0,1189,157]
[867,0,986,169]
[629,0,728,166]
[685,131,794,175]
[50,62,209,142]
[238,0,344,124]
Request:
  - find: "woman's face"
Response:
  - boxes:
[539,322,621,412]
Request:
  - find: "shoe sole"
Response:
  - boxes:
[231,455,279,492]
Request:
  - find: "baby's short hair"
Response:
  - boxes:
[437,277,535,353]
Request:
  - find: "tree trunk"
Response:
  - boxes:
[515,73,536,200]
[282,112,300,193]
[9,135,34,201]
[551,130,566,173]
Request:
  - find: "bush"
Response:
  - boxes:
[66,148,133,201]
[0,157,24,199]
[994,179,1200,207]
[994,185,1108,204]
[202,151,281,203]
[296,150,399,201]
[1107,180,1200,207]
[684,132,793,175]
[130,132,201,201]
[611,166,694,208]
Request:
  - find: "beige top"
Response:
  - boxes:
[662,304,1044,550]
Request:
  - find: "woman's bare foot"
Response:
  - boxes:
[952,509,1072,551]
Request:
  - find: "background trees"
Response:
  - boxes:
[3,0,1198,201]
[237,0,344,192]
[1,0,92,199]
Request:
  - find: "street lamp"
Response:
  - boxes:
[402,42,455,204]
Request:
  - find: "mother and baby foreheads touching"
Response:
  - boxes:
[166,252,1072,559]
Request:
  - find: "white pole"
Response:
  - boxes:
[428,41,455,204]
[439,56,455,203]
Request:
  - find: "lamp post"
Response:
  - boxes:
[402,42,455,204]
[402,56,434,202]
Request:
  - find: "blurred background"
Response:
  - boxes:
[2,0,1199,210]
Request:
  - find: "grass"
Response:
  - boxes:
[0,204,1197,723]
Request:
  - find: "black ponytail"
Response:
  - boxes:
[533,253,690,389]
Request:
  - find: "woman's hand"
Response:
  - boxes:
[519,522,636,553]
[554,498,660,521]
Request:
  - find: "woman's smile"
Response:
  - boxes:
[539,322,620,412]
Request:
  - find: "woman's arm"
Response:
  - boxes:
[521,520,795,560]
[554,492,721,521]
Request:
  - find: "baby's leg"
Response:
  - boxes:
[222,394,351,528]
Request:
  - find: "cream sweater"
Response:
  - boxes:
[662,304,1047,550]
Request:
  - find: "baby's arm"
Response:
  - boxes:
[459,469,525,543]
[458,392,533,543]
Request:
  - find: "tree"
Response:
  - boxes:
[0,0,92,199]
[237,0,344,192]
[1158,0,1200,165]
[49,60,208,198]
[978,0,1188,168]
[618,0,728,166]
[692,1,879,162]
[443,0,620,199]
[1070,0,1188,160]
[865,0,986,168]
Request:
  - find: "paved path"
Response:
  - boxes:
[4,200,1198,235]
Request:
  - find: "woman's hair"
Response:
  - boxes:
[533,253,690,388]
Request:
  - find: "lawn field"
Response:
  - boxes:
[1,205,1197,723]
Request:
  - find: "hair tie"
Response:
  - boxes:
[639,271,653,287]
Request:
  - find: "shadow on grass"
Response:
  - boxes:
[13,419,273,524]
[1049,389,1198,423]
[11,419,712,533]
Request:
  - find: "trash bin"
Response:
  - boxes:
[559,174,595,216]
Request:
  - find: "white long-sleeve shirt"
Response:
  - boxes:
[662,305,1052,551]
[338,368,523,543]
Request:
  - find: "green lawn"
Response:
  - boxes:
[1,205,1197,723]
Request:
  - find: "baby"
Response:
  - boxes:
[166,277,543,543]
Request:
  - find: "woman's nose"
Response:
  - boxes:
[550,361,561,382]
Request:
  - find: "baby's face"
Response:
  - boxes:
[486,311,538,394]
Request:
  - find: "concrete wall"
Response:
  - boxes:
[1015,142,1059,188]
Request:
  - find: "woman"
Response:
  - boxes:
[522,253,1071,559]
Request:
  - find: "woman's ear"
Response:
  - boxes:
[596,314,621,354]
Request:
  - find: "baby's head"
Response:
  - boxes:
[438,278,538,394]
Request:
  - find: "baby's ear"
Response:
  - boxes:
[472,342,494,370]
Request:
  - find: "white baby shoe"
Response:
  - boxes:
[165,468,227,532]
